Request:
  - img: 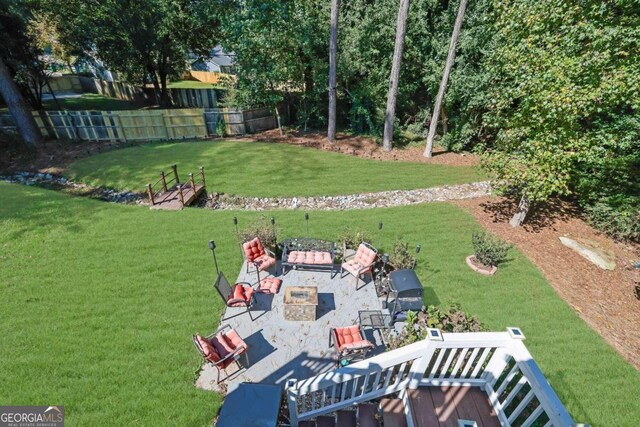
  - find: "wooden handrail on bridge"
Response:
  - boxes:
[144,164,207,207]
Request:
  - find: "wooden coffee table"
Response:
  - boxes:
[284,286,318,321]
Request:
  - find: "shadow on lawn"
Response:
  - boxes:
[480,197,582,233]
[0,184,101,239]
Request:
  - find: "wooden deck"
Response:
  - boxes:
[150,184,205,210]
[409,386,500,427]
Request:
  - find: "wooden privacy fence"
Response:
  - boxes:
[0,107,276,142]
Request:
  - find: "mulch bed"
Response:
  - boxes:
[453,196,640,369]
[247,129,480,166]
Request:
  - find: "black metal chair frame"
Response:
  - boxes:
[328,325,374,365]
[340,241,378,288]
[281,237,336,276]
[193,324,249,384]
[214,271,256,321]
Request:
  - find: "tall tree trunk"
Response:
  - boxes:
[150,74,161,106]
[327,0,339,143]
[159,72,171,108]
[440,103,448,135]
[509,195,531,227]
[0,57,41,148]
[424,0,468,158]
[382,0,410,152]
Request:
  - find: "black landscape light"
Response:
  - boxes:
[305,212,310,237]
[412,244,422,269]
[233,216,244,258]
[209,240,219,275]
[377,221,383,248]
[271,217,277,246]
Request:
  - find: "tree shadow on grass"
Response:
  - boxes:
[0,183,99,239]
[479,197,582,233]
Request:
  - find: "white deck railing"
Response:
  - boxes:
[285,329,575,427]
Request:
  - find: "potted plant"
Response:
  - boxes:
[466,232,511,276]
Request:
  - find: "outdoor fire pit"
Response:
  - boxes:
[284,286,318,321]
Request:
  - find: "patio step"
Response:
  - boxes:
[380,398,407,427]
[357,403,380,427]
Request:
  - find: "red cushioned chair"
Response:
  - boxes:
[329,325,374,364]
[193,324,249,384]
[214,272,256,321]
[341,242,378,289]
[242,237,277,280]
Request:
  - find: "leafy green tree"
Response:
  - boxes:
[220,0,329,131]
[45,0,222,107]
[481,1,640,226]
[0,0,51,110]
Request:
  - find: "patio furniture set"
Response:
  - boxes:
[194,235,424,384]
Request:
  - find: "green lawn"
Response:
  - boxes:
[67,140,484,196]
[0,94,139,113]
[1,182,637,426]
[167,80,223,89]
[43,93,139,111]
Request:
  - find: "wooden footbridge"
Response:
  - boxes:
[146,164,206,210]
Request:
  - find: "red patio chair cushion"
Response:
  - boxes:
[243,238,266,261]
[227,284,254,307]
[258,277,282,294]
[212,330,247,358]
[342,244,377,276]
[333,325,371,352]
[287,250,332,265]
[194,334,223,365]
[254,254,276,271]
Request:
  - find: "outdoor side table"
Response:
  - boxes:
[216,383,282,427]
[358,310,391,331]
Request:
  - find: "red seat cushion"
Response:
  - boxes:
[223,329,248,353]
[254,254,276,271]
[195,334,223,365]
[287,250,332,265]
[258,277,282,294]
[342,244,377,276]
[243,238,266,262]
[227,284,254,307]
[333,325,368,351]
[354,244,377,266]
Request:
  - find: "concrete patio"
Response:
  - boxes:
[195,261,387,393]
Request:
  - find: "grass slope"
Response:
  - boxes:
[67,140,483,196]
[0,183,637,426]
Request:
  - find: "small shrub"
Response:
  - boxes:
[238,215,279,250]
[215,116,226,137]
[471,232,511,267]
[386,304,483,350]
[585,196,640,243]
[338,227,372,251]
[389,238,414,270]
